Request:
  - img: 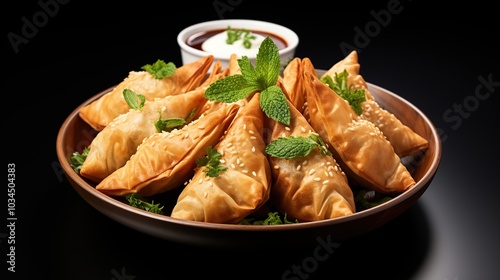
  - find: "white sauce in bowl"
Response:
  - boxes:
[201,31,267,58]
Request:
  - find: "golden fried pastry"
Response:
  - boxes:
[79,55,214,131]
[80,87,214,183]
[95,102,240,197]
[171,93,271,223]
[265,82,355,221]
[322,51,428,157]
[304,70,416,194]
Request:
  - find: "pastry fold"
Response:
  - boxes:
[95,102,240,197]
[79,55,214,131]
[171,93,271,223]
[304,70,415,194]
[80,87,213,183]
[322,51,428,157]
[266,83,355,222]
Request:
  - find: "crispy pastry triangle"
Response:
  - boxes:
[322,51,428,157]
[266,82,355,221]
[171,93,271,223]
[304,71,416,194]
[80,87,213,183]
[79,55,214,131]
[95,102,240,197]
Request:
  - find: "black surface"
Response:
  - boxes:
[2,1,499,279]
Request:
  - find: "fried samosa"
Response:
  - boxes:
[266,85,355,222]
[304,70,416,194]
[171,93,271,223]
[79,55,214,131]
[282,57,307,114]
[322,51,428,157]
[80,87,213,183]
[95,102,240,197]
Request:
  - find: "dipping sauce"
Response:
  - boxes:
[186,28,288,58]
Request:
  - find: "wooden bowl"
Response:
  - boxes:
[56,76,441,248]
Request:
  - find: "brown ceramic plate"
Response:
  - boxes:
[56,72,441,249]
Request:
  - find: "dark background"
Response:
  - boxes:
[2,0,499,279]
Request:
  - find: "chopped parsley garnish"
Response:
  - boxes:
[226,26,257,49]
[141,59,176,79]
[123,89,145,110]
[265,134,331,159]
[204,36,290,125]
[239,211,298,225]
[69,147,89,173]
[196,146,227,177]
[153,108,196,133]
[125,193,164,214]
[321,69,366,115]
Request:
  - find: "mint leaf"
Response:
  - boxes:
[196,146,227,177]
[204,75,258,103]
[255,37,280,88]
[265,136,318,159]
[204,36,290,125]
[141,59,176,79]
[266,135,331,159]
[260,85,290,126]
[153,108,196,132]
[123,89,146,110]
[321,69,366,115]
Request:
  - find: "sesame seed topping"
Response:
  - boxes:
[308,168,316,175]
[314,177,321,182]
[252,171,257,176]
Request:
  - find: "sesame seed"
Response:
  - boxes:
[220,159,226,164]
[314,177,321,182]
[252,146,256,152]
[300,127,306,133]
[308,168,316,175]
[322,180,329,185]
[242,170,248,173]
[230,163,236,169]
[285,126,290,131]
[296,165,301,171]
[204,191,208,198]
[252,171,257,176]
[248,130,254,135]
[274,165,279,169]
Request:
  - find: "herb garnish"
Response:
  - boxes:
[321,69,366,115]
[141,59,176,79]
[226,26,256,49]
[265,134,331,159]
[196,146,227,177]
[204,36,290,125]
[239,211,298,225]
[126,193,164,214]
[123,89,145,110]
[69,147,90,173]
[153,108,196,133]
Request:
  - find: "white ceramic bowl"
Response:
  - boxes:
[177,19,299,69]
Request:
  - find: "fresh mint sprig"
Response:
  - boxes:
[123,89,146,110]
[204,37,290,125]
[141,59,176,79]
[321,69,366,115]
[265,134,332,159]
[196,146,227,177]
